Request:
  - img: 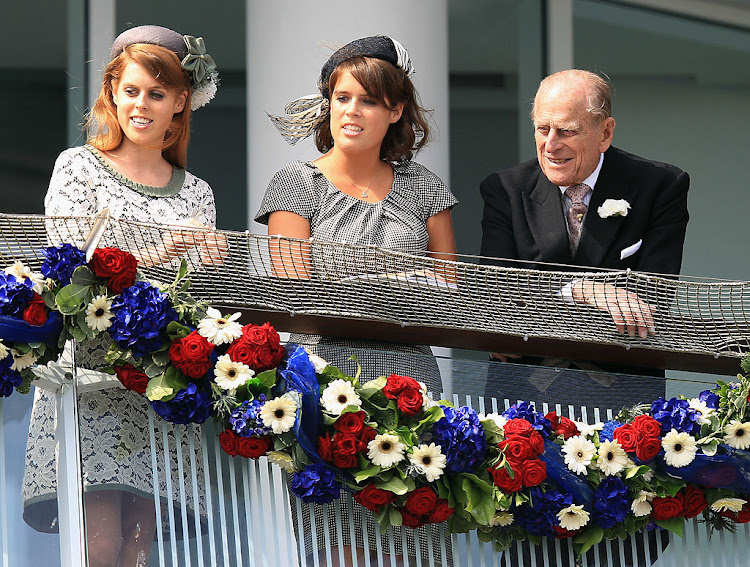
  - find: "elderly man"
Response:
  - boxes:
[480,69,688,565]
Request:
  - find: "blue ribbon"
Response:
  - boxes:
[657,445,750,495]
[0,311,63,344]
[277,345,326,465]
[539,438,595,508]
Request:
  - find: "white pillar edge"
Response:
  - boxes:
[547,0,574,73]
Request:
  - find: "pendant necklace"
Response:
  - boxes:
[330,154,381,199]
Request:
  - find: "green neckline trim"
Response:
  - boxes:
[86,145,185,197]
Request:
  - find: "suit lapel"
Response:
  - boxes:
[576,148,639,266]
[524,175,572,264]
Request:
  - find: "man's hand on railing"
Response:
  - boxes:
[572,280,656,338]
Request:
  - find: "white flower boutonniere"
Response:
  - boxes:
[598,199,631,218]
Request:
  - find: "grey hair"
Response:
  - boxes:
[531,69,613,123]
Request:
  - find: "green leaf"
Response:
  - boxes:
[146,374,174,401]
[166,320,192,340]
[54,284,91,315]
[374,476,409,496]
[70,265,100,286]
[655,518,684,537]
[387,505,402,528]
[574,526,604,556]
[354,465,382,483]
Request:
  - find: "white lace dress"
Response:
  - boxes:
[22,145,216,535]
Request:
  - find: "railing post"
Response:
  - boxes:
[55,344,86,567]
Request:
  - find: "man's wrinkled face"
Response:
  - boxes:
[533,82,615,186]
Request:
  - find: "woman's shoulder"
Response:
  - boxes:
[393,160,447,189]
[271,160,320,182]
[53,145,97,168]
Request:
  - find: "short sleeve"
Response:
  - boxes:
[185,173,217,228]
[399,161,458,218]
[254,161,321,226]
[44,147,99,216]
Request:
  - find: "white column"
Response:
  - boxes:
[246,0,450,235]
[87,1,116,109]
[547,0,574,73]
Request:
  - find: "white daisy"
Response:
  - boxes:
[409,443,447,482]
[574,421,604,438]
[418,381,439,410]
[0,339,9,360]
[711,497,747,513]
[724,420,750,450]
[321,379,361,415]
[489,512,514,527]
[5,261,45,293]
[197,307,242,345]
[367,433,405,468]
[10,348,37,371]
[662,429,697,468]
[260,395,298,434]
[562,436,597,475]
[631,491,656,517]
[557,504,590,531]
[596,440,628,476]
[688,398,715,425]
[304,349,329,374]
[267,450,297,472]
[214,354,254,390]
[84,294,114,332]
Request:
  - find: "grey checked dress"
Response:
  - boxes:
[22,145,214,535]
[256,159,458,563]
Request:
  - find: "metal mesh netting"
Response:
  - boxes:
[1,212,748,360]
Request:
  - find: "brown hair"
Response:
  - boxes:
[87,43,192,168]
[314,56,430,163]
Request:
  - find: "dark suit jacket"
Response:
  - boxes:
[479,146,689,379]
[480,146,689,275]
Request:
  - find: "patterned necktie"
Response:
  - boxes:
[565,183,591,254]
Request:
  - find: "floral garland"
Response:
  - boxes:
[3,244,750,556]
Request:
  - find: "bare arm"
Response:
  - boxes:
[266,211,312,279]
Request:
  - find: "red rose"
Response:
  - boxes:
[499,435,534,462]
[169,331,214,379]
[405,487,438,516]
[503,418,534,437]
[353,484,396,512]
[520,458,547,487]
[227,336,283,373]
[22,293,47,326]
[90,247,137,293]
[635,436,662,462]
[383,374,420,399]
[399,509,425,528]
[556,416,579,439]
[613,423,638,452]
[397,388,424,416]
[115,363,149,394]
[632,415,662,438]
[238,436,272,459]
[428,499,454,523]
[241,322,281,347]
[358,426,377,453]
[724,504,750,523]
[651,495,684,520]
[335,411,366,436]
[316,433,334,463]
[332,434,360,467]
[488,465,522,492]
[681,485,707,519]
[219,429,241,457]
[553,526,578,539]
[528,430,545,457]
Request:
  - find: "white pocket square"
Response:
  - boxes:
[620,239,642,260]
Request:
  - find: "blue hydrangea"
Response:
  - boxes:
[291,464,341,504]
[599,420,623,442]
[229,396,272,437]
[432,405,487,473]
[592,477,630,529]
[40,243,87,285]
[0,355,22,397]
[514,487,573,537]
[651,397,699,435]
[502,401,552,437]
[699,390,719,409]
[109,281,177,358]
[151,382,212,424]
[0,273,34,318]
